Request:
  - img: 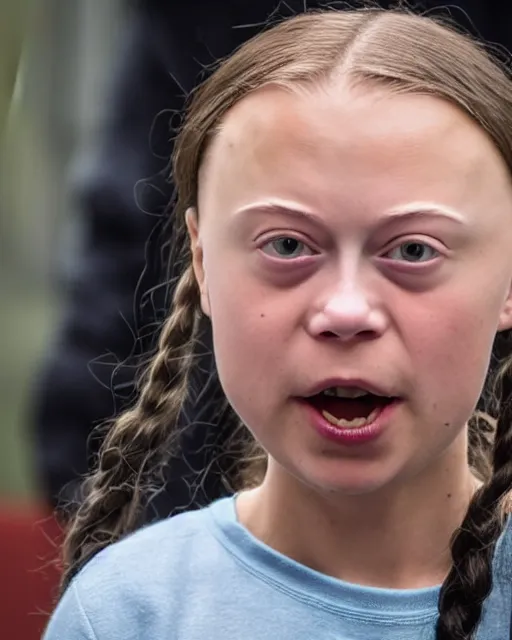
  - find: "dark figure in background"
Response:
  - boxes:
[31,0,512,522]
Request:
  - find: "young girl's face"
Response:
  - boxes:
[188,81,512,496]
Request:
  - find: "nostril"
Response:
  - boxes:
[320,329,378,340]
[359,330,378,340]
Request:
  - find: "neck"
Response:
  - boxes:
[237,438,476,589]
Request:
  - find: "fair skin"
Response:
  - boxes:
[187,80,512,589]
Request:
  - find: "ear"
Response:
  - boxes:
[185,207,211,317]
[498,281,512,332]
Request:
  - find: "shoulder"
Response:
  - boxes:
[83,503,212,577]
[78,504,218,595]
[44,504,225,640]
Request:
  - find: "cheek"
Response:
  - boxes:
[404,287,498,415]
[203,248,314,430]
[205,262,286,407]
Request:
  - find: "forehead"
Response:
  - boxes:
[198,82,511,221]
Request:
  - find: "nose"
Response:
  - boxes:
[307,280,388,342]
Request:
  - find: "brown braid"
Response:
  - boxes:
[436,330,512,639]
[60,258,201,590]
[467,413,495,483]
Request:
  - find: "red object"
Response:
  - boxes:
[0,501,63,639]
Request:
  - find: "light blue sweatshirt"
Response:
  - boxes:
[44,496,512,640]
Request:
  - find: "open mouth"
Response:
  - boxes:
[304,386,396,429]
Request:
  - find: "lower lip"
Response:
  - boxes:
[300,399,400,446]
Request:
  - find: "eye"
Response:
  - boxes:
[385,241,439,263]
[261,237,314,259]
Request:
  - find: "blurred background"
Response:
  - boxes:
[1,0,125,636]
[1,0,124,500]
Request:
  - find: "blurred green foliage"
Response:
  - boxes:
[0,0,124,500]
[0,0,48,500]
[0,2,32,134]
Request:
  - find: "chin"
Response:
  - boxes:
[288,457,404,499]
[307,474,395,498]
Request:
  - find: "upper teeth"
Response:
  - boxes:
[323,387,369,398]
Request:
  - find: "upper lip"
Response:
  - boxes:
[303,378,397,398]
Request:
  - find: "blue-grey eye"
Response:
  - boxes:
[387,241,438,262]
[263,237,309,258]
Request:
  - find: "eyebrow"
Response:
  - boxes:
[234,201,468,226]
[382,202,468,225]
[234,202,325,226]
